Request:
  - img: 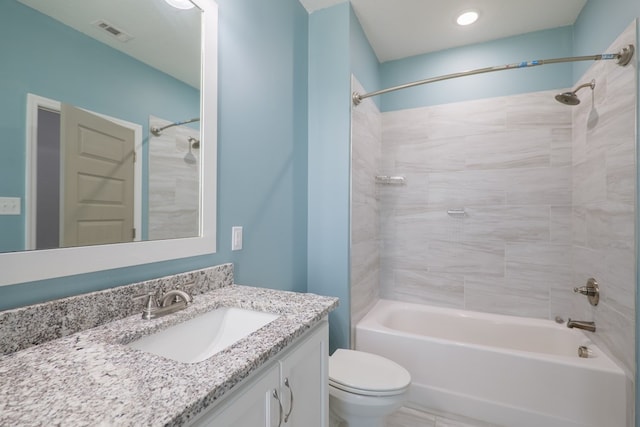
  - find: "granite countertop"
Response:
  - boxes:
[0,285,338,426]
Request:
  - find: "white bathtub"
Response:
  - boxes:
[356,299,627,427]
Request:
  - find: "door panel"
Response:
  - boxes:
[280,321,328,426]
[189,364,279,427]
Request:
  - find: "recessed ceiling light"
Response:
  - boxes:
[164,0,195,9]
[456,10,479,26]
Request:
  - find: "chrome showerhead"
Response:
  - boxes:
[554,79,595,106]
[555,92,581,105]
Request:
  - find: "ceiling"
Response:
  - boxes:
[299,0,588,63]
[18,0,589,85]
[17,0,201,88]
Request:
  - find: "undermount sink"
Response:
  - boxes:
[126,307,279,363]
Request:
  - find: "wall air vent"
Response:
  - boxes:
[91,20,133,42]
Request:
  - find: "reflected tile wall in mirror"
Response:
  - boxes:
[148,116,200,240]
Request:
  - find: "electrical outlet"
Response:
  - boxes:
[0,197,20,215]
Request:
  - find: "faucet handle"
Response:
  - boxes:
[133,291,159,319]
[573,278,599,306]
[573,286,596,296]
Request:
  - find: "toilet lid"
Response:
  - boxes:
[329,349,411,397]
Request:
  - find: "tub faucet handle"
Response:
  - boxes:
[574,286,596,296]
[573,278,599,306]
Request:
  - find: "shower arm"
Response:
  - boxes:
[571,80,596,94]
[352,44,635,106]
[150,117,200,136]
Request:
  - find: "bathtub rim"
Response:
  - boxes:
[355,298,628,427]
[356,298,625,374]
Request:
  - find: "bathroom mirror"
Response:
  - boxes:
[0,0,218,286]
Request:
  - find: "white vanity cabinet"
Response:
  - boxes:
[197,363,280,427]
[188,320,329,427]
[278,321,328,426]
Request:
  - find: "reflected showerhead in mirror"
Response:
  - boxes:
[554,80,595,106]
[184,137,198,164]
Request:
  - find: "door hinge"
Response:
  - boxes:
[132,228,136,239]
[133,151,137,163]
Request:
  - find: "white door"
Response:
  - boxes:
[60,103,135,247]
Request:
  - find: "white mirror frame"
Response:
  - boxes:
[0,0,217,287]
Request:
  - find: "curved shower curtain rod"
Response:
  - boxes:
[150,117,200,136]
[352,44,635,106]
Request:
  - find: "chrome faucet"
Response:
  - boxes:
[567,318,596,332]
[134,288,193,320]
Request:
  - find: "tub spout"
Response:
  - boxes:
[567,318,596,332]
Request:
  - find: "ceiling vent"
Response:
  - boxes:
[92,20,133,42]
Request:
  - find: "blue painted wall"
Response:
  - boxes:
[0,1,199,251]
[379,26,574,112]
[217,0,308,293]
[349,5,381,106]
[307,3,352,353]
[573,0,639,79]
[0,0,309,310]
[305,3,380,353]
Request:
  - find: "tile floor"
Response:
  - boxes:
[387,406,500,427]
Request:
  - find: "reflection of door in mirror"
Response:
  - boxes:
[26,94,143,250]
[60,104,135,248]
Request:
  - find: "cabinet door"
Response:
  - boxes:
[280,321,329,427]
[190,363,281,427]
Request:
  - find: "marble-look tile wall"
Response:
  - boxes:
[350,77,382,347]
[350,23,636,426]
[148,116,200,240]
[379,90,573,319]
[351,25,636,385]
[568,23,636,380]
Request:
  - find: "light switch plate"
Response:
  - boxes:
[0,197,21,215]
[232,226,243,251]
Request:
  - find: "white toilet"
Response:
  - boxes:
[328,349,411,427]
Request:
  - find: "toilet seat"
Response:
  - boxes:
[329,349,411,397]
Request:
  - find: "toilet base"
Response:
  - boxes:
[328,385,406,427]
[329,407,386,427]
